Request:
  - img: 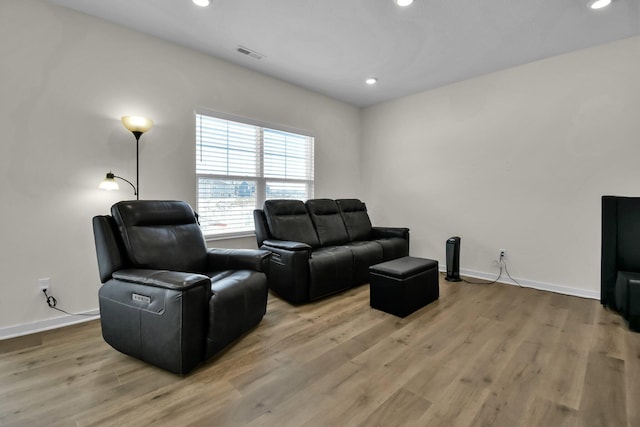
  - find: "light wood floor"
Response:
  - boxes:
[2,274,639,427]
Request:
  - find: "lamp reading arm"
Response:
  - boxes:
[113,174,138,198]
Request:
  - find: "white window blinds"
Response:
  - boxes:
[196,111,314,238]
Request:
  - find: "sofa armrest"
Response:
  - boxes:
[112,269,211,291]
[206,248,271,273]
[262,239,312,251]
[372,226,410,240]
[260,241,312,304]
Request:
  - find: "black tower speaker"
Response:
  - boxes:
[445,236,461,282]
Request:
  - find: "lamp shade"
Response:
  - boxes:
[121,116,153,133]
[99,172,120,191]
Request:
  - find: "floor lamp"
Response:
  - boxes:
[99,116,153,200]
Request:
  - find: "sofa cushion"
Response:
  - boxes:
[308,246,353,300]
[306,199,350,246]
[375,237,410,261]
[111,200,207,272]
[343,241,384,285]
[264,200,320,248]
[337,199,373,241]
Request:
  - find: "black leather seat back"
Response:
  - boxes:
[336,199,373,242]
[111,200,207,272]
[306,199,349,246]
[93,215,127,283]
[263,200,320,247]
[602,195,640,330]
[616,197,640,272]
[253,209,271,247]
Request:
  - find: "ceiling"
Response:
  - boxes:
[49,0,640,107]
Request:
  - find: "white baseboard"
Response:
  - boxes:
[439,265,600,300]
[0,309,100,340]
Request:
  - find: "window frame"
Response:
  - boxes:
[195,108,315,240]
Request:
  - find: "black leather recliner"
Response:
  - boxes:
[254,198,409,304]
[92,200,270,374]
[602,195,640,332]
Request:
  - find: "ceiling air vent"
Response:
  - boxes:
[237,46,264,60]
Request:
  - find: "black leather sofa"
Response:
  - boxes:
[253,198,409,304]
[92,200,270,374]
[602,195,640,332]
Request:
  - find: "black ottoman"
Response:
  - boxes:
[369,256,439,317]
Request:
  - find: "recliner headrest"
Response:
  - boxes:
[305,198,340,215]
[111,200,207,272]
[336,198,367,213]
[263,199,320,247]
[305,199,349,246]
[112,200,197,227]
[336,199,372,241]
[263,199,308,216]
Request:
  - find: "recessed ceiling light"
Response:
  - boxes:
[366,78,378,85]
[589,0,611,9]
[192,0,210,7]
[395,0,414,6]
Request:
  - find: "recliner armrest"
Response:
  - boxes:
[262,239,312,251]
[112,269,211,291]
[99,271,211,374]
[372,227,410,240]
[206,248,271,273]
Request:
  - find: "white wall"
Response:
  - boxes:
[0,0,361,334]
[362,35,640,298]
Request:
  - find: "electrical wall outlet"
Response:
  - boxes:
[38,278,51,292]
[499,249,506,259]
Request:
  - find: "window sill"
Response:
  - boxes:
[204,232,256,243]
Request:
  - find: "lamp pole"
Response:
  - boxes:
[133,131,143,200]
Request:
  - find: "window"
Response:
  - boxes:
[196,110,314,238]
